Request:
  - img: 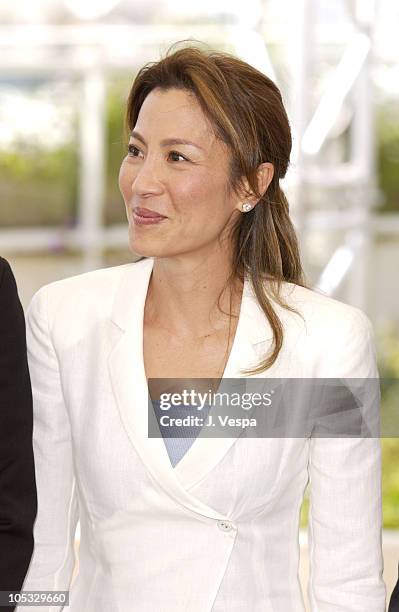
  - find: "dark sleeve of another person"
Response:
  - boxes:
[389,565,399,612]
[0,258,37,610]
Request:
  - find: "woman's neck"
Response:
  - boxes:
[144,254,243,339]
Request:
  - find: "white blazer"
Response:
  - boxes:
[21,256,386,611]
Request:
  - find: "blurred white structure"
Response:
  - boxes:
[290,0,377,310]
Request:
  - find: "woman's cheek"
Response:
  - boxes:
[118,161,134,200]
[118,165,127,199]
[175,176,210,210]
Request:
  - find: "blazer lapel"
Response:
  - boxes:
[174,284,274,490]
[107,257,274,513]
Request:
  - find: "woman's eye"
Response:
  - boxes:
[168,151,187,162]
[127,144,141,157]
[126,145,188,163]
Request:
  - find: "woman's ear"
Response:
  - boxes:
[235,162,275,212]
[257,162,274,198]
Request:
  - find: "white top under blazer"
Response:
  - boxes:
[20,256,386,611]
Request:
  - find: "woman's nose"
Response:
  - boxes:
[130,157,164,197]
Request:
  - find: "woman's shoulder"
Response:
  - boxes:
[35,258,148,296]
[274,280,373,338]
[27,258,151,322]
[272,281,376,377]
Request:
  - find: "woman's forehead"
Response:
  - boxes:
[139,88,201,118]
[133,91,222,152]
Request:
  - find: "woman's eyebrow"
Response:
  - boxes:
[130,130,204,151]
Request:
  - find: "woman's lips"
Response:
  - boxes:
[132,207,167,226]
[134,206,167,218]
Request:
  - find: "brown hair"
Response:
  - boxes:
[124,40,307,375]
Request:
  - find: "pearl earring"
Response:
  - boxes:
[242,202,252,212]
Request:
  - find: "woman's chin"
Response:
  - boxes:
[128,236,168,259]
[128,225,187,259]
[129,242,154,259]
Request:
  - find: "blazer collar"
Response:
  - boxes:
[107,257,275,517]
[110,256,273,345]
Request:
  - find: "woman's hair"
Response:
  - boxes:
[124,40,307,375]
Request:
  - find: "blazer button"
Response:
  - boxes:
[217,520,234,532]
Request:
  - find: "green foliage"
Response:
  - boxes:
[382,438,399,528]
[0,140,78,227]
[0,75,132,228]
[378,323,399,529]
[104,74,134,225]
[376,102,399,213]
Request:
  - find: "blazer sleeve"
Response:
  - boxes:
[19,286,79,611]
[307,309,387,611]
[0,259,36,602]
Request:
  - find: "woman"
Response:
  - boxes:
[21,43,386,611]
[0,257,36,611]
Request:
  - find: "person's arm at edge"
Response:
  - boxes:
[0,258,37,611]
[389,563,399,611]
[16,283,79,612]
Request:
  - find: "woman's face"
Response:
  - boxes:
[118,87,244,259]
